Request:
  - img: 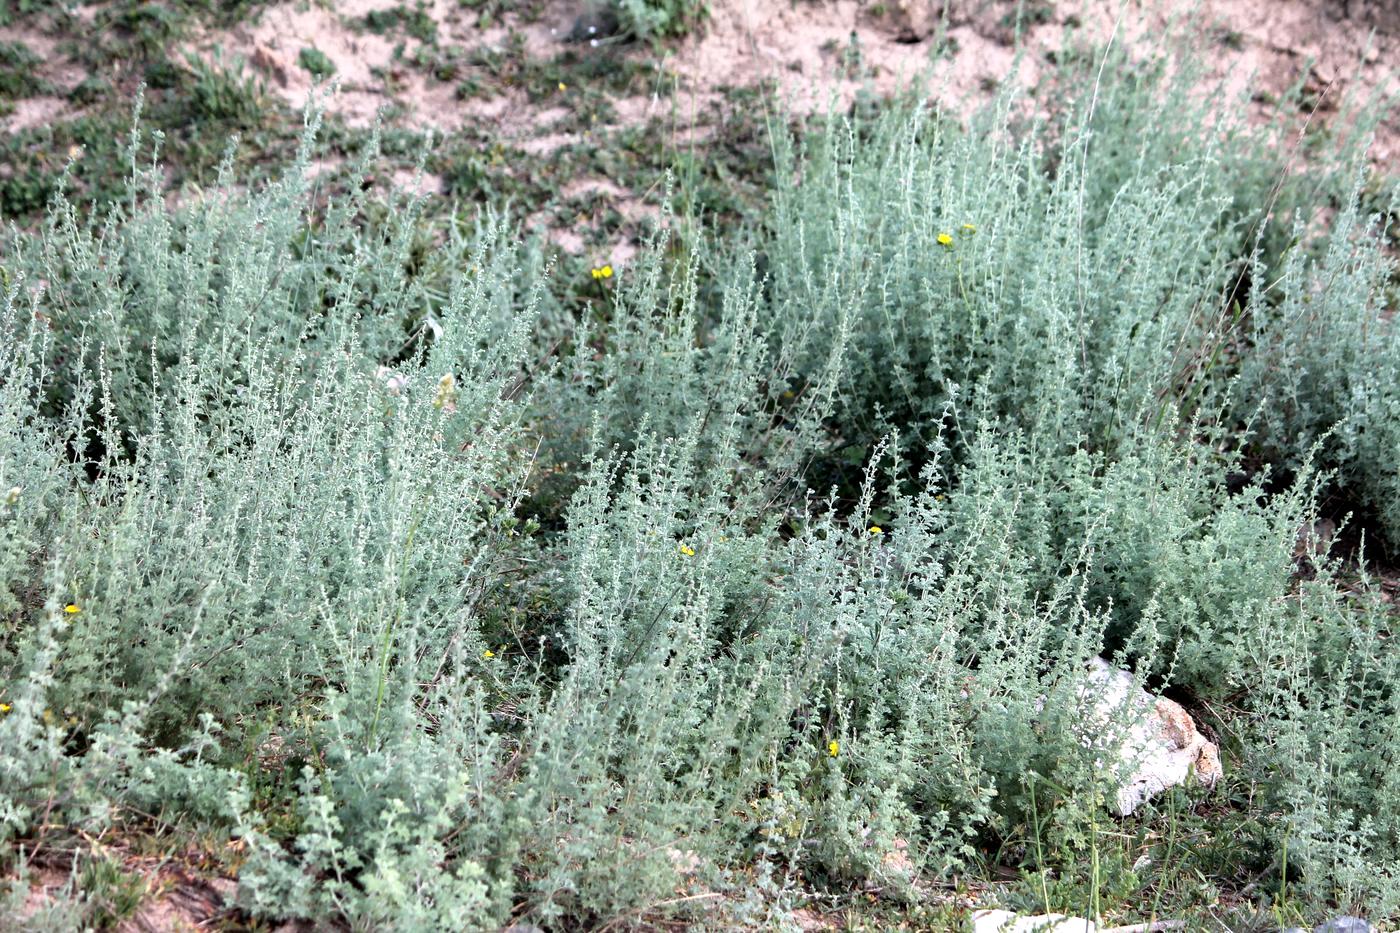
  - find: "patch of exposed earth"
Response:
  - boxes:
[0,25,89,131]
[190,0,1398,151]
[192,0,1395,261]
[2,0,1396,263]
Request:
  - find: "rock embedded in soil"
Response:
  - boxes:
[1073,657,1223,816]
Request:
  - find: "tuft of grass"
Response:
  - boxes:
[614,0,707,40]
[361,2,439,43]
[297,47,335,81]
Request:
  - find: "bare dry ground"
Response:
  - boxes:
[201,3,1389,102]
[190,0,1398,152]
[1,0,1395,265]
[192,0,1397,260]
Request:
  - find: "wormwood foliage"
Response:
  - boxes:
[1,37,1398,930]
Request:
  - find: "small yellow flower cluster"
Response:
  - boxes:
[938,224,977,247]
[678,543,696,557]
[483,649,495,659]
[590,265,614,280]
[558,81,568,92]
[64,603,80,615]
[828,740,840,757]
[0,703,11,715]
[433,373,458,413]
[868,526,883,535]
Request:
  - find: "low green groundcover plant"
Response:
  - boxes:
[0,34,1397,931]
[615,0,708,39]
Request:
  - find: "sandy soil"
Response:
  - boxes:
[2,0,1393,300]
[165,0,1395,267]
[3,1,1394,199]
[3,0,1395,152]
[0,25,88,131]
[195,0,1398,158]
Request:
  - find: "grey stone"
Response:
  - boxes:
[1315,919,1375,933]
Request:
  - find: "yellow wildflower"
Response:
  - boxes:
[828,740,840,757]
[0,703,10,714]
[558,81,567,92]
[868,525,882,535]
[63,603,80,615]
[961,223,977,233]
[599,264,613,279]
[936,232,954,247]
[483,649,495,659]
[678,544,696,557]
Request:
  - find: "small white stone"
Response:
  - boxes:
[972,909,1095,933]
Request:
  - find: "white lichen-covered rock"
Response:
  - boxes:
[1074,657,1222,816]
[971,909,1095,933]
